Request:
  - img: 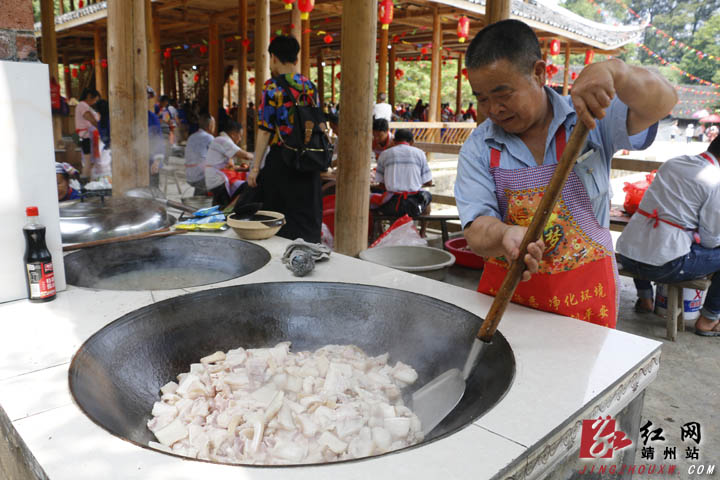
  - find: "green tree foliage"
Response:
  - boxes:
[561,0,720,85]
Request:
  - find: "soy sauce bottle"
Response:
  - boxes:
[23,206,56,302]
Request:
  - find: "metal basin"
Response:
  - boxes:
[69,282,515,465]
[64,236,270,291]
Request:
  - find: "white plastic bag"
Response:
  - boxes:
[370,214,427,248]
[321,222,334,249]
[91,144,112,183]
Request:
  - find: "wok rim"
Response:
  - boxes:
[68,281,515,468]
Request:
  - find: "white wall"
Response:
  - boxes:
[0,60,66,303]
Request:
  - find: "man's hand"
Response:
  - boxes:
[501,225,545,282]
[570,61,616,130]
[247,168,259,188]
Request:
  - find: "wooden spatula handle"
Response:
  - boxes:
[478,122,590,342]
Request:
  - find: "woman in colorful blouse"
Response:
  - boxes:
[247,35,323,244]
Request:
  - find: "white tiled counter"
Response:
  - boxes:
[0,232,661,480]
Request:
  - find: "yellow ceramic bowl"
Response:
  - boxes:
[226,210,285,240]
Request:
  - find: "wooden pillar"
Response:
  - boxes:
[93,28,108,98]
[178,68,184,103]
[317,54,324,108]
[435,38,443,116]
[291,5,302,50]
[40,0,62,146]
[330,63,336,104]
[59,0,64,14]
[562,42,571,96]
[171,60,177,99]
[163,53,173,96]
[254,0,270,113]
[63,53,73,98]
[377,27,388,98]
[486,0,511,25]
[145,0,161,99]
[335,0,377,256]
[542,40,548,63]
[108,0,149,193]
[456,53,463,118]
[238,0,248,145]
[301,18,310,78]
[388,45,396,107]
[208,16,222,128]
[428,6,441,122]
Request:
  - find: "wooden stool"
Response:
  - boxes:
[618,268,712,341]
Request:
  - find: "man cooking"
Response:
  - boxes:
[454,20,677,327]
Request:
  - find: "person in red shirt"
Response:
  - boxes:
[465,102,477,122]
[372,118,394,159]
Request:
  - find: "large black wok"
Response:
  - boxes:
[69,282,515,466]
[64,235,271,290]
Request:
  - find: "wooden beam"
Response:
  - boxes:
[377,27,388,97]
[178,67,184,103]
[63,52,73,99]
[486,0,511,25]
[108,0,149,193]
[428,7,441,122]
[238,0,248,145]
[41,0,62,147]
[456,52,463,118]
[301,17,310,78]
[335,0,377,256]
[330,62,336,104]
[93,28,108,98]
[254,0,270,113]
[388,44,396,107]
[562,41,571,96]
[208,15,221,129]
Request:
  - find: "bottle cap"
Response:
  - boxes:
[26,206,39,217]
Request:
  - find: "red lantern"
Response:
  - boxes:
[199,45,208,55]
[282,0,294,10]
[80,64,86,71]
[571,72,577,80]
[241,38,251,50]
[379,0,394,31]
[249,77,255,85]
[549,39,560,56]
[297,0,314,20]
[457,16,469,43]
[323,34,333,44]
[229,79,235,86]
[78,0,84,7]
[336,72,341,80]
[64,66,70,73]
[461,67,468,79]
[394,68,404,80]
[163,48,171,59]
[584,49,594,65]
[101,59,108,69]
[71,69,78,78]
[193,73,199,83]
[421,47,428,55]
[545,64,559,79]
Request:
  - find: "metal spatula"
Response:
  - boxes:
[410,122,590,437]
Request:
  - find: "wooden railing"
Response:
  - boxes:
[389,122,475,145]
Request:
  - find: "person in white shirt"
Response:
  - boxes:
[373,93,392,123]
[184,113,214,195]
[374,128,433,221]
[616,136,720,336]
[74,88,101,180]
[205,120,254,207]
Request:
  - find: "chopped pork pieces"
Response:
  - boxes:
[147,342,423,464]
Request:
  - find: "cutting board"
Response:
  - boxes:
[0,61,66,303]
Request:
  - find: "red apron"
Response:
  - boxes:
[477,125,618,328]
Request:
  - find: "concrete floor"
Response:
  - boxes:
[437,261,720,474]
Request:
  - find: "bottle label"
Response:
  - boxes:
[26,262,56,299]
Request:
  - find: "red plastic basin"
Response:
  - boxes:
[444,237,485,270]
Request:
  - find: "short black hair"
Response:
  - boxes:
[198,113,213,131]
[221,119,242,134]
[373,118,389,132]
[465,19,541,74]
[708,135,720,158]
[80,88,100,101]
[268,35,300,64]
[159,95,170,103]
[394,129,413,144]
